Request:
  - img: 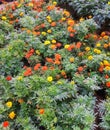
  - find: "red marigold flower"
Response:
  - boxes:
[42,66,48,71]
[6,76,12,81]
[3,121,9,128]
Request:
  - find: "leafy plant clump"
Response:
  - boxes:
[0,0,110,129]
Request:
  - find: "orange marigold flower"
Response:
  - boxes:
[77,66,84,72]
[67,19,75,26]
[76,42,82,49]
[46,58,54,63]
[55,53,61,60]
[39,108,45,114]
[51,22,56,27]
[24,67,32,76]
[42,66,48,71]
[34,63,41,71]
[106,81,110,88]
[67,26,73,32]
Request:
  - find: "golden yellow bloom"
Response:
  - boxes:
[36,50,40,55]
[80,17,84,22]
[17,76,23,80]
[69,57,74,63]
[47,76,53,82]
[53,1,57,5]
[47,29,52,33]
[96,50,101,54]
[88,15,92,19]
[28,2,33,7]
[52,39,56,44]
[85,47,90,51]
[2,16,7,20]
[44,40,51,45]
[19,12,24,16]
[6,101,12,108]
[64,44,70,49]
[108,2,110,5]
[61,17,66,21]
[17,4,21,8]
[46,16,51,20]
[48,19,52,23]
[41,32,47,36]
[96,43,101,47]
[9,111,16,119]
[88,56,93,60]
[105,66,110,71]
[103,60,109,66]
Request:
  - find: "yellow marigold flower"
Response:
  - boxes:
[52,39,56,44]
[64,44,70,49]
[61,17,66,21]
[96,49,101,54]
[17,76,23,80]
[80,17,84,22]
[44,40,51,45]
[2,16,7,20]
[85,47,90,51]
[108,2,110,5]
[47,76,53,82]
[19,12,24,16]
[17,4,21,8]
[94,48,98,53]
[6,101,12,108]
[88,56,93,60]
[9,111,16,119]
[53,1,57,5]
[88,15,92,19]
[105,66,110,71]
[36,50,40,55]
[103,60,109,66]
[47,29,52,33]
[70,81,75,85]
[28,2,33,7]
[96,43,101,47]
[69,57,74,63]
[46,16,51,20]
[41,32,47,36]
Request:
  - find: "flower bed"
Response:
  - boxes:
[0,0,110,129]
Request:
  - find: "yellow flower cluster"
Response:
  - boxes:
[47,76,53,82]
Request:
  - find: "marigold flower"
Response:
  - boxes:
[47,29,52,33]
[6,101,12,108]
[77,66,84,72]
[85,47,90,51]
[36,50,40,55]
[42,66,48,71]
[52,39,56,44]
[9,111,16,119]
[2,16,7,20]
[106,81,110,88]
[17,76,23,80]
[3,121,9,128]
[53,1,57,5]
[67,19,75,26]
[39,108,45,114]
[6,76,12,81]
[51,22,56,27]
[41,32,46,36]
[44,40,51,45]
[64,44,70,49]
[88,56,93,60]
[24,67,32,76]
[47,76,53,82]
[69,57,74,63]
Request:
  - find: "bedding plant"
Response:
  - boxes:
[0,0,110,130]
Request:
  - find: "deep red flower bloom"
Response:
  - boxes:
[3,121,9,128]
[6,76,12,81]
